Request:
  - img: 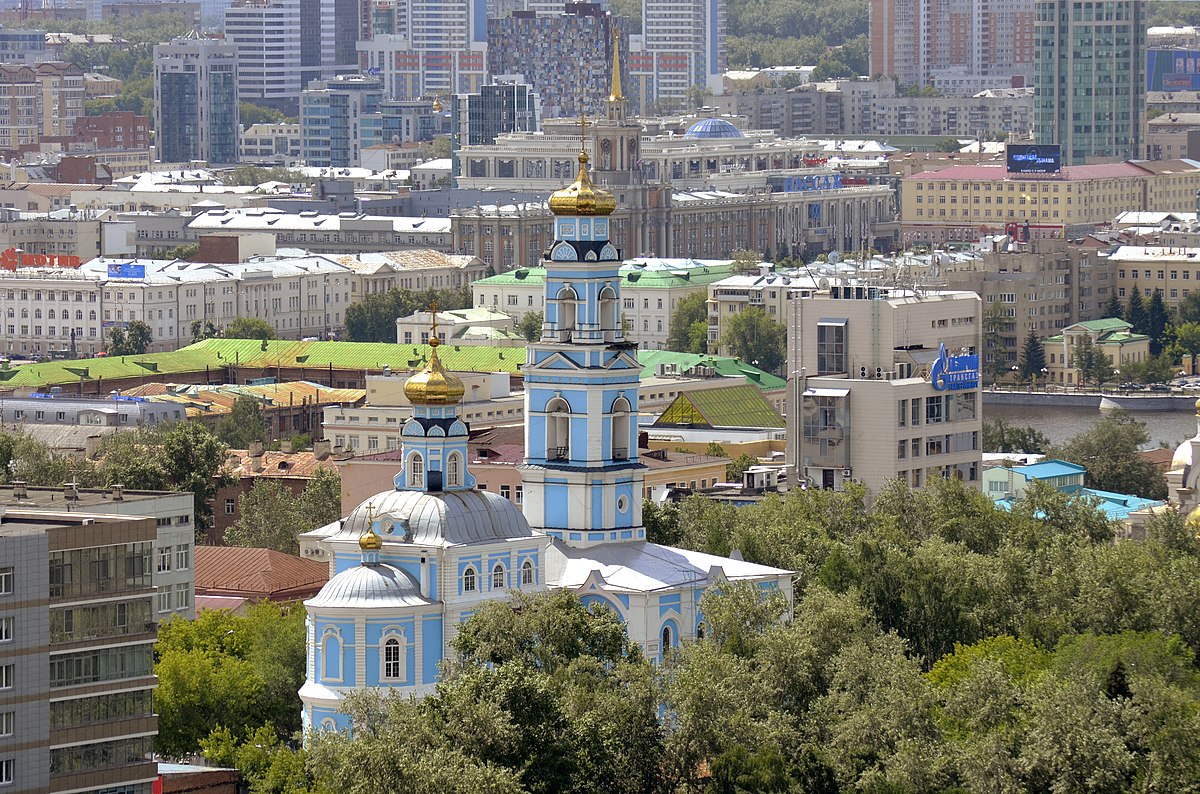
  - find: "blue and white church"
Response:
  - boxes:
[299,79,791,732]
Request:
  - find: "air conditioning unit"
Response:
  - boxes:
[842,468,852,477]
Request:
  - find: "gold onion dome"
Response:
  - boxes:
[431,95,442,112]
[359,528,383,551]
[403,307,465,405]
[548,150,616,216]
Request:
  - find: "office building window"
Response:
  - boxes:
[0,567,10,595]
[0,617,10,643]
[816,320,847,374]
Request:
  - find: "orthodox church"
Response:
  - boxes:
[299,60,792,733]
[1166,399,1200,520]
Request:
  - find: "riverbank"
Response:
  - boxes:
[983,389,1197,412]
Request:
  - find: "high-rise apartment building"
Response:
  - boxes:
[452,82,540,146]
[486,5,629,119]
[634,0,726,106]
[153,32,240,164]
[870,0,1036,94]
[1033,0,1145,165]
[224,0,303,106]
[0,509,159,794]
[300,75,384,167]
[355,0,488,98]
[0,29,48,64]
[0,62,85,150]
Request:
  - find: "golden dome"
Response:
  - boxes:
[549,150,616,217]
[1187,504,1200,526]
[431,95,442,113]
[404,307,465,406]
[359,527,383,552]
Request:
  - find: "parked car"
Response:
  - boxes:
[1149,383,1173,393]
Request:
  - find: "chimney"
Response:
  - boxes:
[64,483,79,501]
[313,439,332,460]
[248,440,265,457]
[111,483,124,501]
[11,480,25,499]
[280,439,293,453]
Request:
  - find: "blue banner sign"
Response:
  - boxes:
[107,263,146,279]
[1006,144,1061,175]
[770,174,843,193]
[931,343,979,391]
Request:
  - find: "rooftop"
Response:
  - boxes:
[475,258,739,289]
[224,448,334,480]
[653,383,785,429]
[195,546,329,601]
[0,483,186,510]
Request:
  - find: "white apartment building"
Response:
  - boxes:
[0,254,355,357]
[0,208,135,262]
[187,208,453,253]
[786,286,982,497]
[224,0,304,104]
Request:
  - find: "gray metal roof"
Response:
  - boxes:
[338,489,535,547]
[305,563,432,610]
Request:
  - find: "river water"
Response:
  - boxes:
[985,403,1197,449]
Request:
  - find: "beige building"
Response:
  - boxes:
[0,61,84,149]
[0,207,135,262]
[1044,318,1150,385]
[786,287,983,496]
[901,160,1200,246]
[1108,245,1200,311]
[707,270,821,356]
[238,122,301,164]
[336,250,487,295]
[395,307,523,347]
[942,238,1117,372]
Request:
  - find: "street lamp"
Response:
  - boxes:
[1011,365,1019,389]
[1040,367,1048,391]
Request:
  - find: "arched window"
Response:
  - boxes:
[320,718,336,731]
[661,625,672,651]
[546,397,570,461]
[47,309,55,320]
[611,396,631,461]
[33,309,41,319]
[88,310,96,321]
[74,310,82,320]
[408,453,424,487]
[462,566,477,593]
[598,286,619,341]
[556,287,578,339]
[446,452,461,487]
[382,637,402,680]
[321,629,342,681]
[696,622,706,640]
[491,563,505,590]
[521,559,534,586]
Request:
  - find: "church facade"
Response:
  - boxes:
[299,73,792,732]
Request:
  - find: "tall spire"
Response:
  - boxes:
[609,28,624,103]
[403,300,465,405]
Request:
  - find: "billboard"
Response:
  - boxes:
[106,263,146,279]
[930,343,979,392]
[1147,49,1200,92]
[0,248,81,271]
[1006,144,1061,175]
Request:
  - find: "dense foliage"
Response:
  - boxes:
[717,306,786,373]
[224,468,343,554]
[665,292,709,354]
[345,287,472,343]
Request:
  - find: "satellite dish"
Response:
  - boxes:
[827,250,841,264]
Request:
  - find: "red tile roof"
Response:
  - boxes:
[224,449,335,480]
[195,546,329,601]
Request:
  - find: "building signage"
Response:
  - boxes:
[930,343,979,391]
[771,173,843,193]
[1006,144,1061,175]
[0,248,81,271]
[106,263,146,279]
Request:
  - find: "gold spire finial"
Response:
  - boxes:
[548,112,616,216]
[359,501,383,552]
[609,28,624,103]
[431,94,442,113]
[403,300,465,405]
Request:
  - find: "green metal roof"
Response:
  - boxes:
[653,383,785,429]
[1072,318,1132,332]
[476,261,738,290]
[3,339,785,391]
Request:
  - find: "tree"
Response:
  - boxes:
[191,320,220,343]
[107,320,152,355]
[1178,291,1200,325]
[1174,321,1200,372]
[982,301,1011,383]
[730,248,763,274]
[217,396,268,449]
[223,317,278,340]
[1102,291,1123,320]
[1018,333,1046,381]
[1125,285,1148,335]
[154,602,306,759]
[223,467,341,553]
[3,432,100,486]
[238,102,296,126]
[516,310,543,342]
[726,453,758,483]
[1147,289,1170,356]
[161,422,233,537]
[718,307,786,372]
[982,418,1049,454]
[1048,410,1167,499]
[665,292,709,354]
[347,286,472,343]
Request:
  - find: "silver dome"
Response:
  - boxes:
[338,489,535,547]
[306,563,433,610]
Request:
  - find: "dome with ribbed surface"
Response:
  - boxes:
[683,118,744,139]
[403,334,465,406]
[336,488,534,547]
[549,151,616,217]
[306,563,432,609]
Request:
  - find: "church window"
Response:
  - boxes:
[661,625,673,650]
[446,453,461,487]
[491,563,506,590]
[696,622,706,640]
[611,396,631,461]
[599,285,618,342]
[556,287,578,339]
[521,560,534,586]
[462,566,477,593]
[321,629,342,681]
[409,453,424,487]
[320,718,336,731]
[382,637,402,680]
[546,397,570,461]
